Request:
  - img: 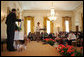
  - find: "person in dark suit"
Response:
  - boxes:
[49,33,53,38]
[5,9,23,51]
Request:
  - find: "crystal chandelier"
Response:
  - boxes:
[48,2,57,21]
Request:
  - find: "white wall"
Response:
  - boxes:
[73,4,83,31]
[1,1,7,39]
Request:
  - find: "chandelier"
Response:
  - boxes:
[48,2,57,21]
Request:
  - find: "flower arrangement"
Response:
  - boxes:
[55,38,60,42]
[57,44,83,56]
[43,38,55,46]
[17,26,22,31]
[47,39,55,46]
[42,38,49,42]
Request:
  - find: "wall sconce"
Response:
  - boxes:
[17,9,19,13]
[1,11,6,22]
[1,15,6,22]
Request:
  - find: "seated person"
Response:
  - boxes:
[67,31,76,45]
[65,33,69,38]
[55,32,58,38]
[52,33,56,39]
[62,33,65,38]
[58,33,61,38]
[68,31,76,41]
[40,32,44,40]
[76,32,80,39]
[32,33,36,41]
[78,32,83,39]
[45,32,48,37]
[27,32,33,41]
[59,38,63,44]
[52,33,55,36]
[49,33,53,38]
[44,32,48,39]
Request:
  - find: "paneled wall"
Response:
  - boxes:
[73,4,83,32]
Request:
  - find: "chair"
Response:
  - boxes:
[72,41,77,46]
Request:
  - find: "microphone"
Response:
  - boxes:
[20,22,22,30]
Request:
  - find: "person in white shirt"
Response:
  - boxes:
[67,31,76,45]
[68,32,76,41]
[36,24,40,32]
[36,22,41,42]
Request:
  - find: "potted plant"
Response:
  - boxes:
[57,44,83,56]
[47,40,55,46]
[43,38,55,46]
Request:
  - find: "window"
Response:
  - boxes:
[65,20,69,32]
[27,20,31,35]
[47,21,50,34]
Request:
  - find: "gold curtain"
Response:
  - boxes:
[43,17,47,32]
[81,13,83,32]
[50,21,53,33]
[31,17,34,33]
[62,17,65,32]
[62,17,72,32]
[43,17,53,33]
[69,17,72,31]
[24,17,27,35]
[24,16,34,35]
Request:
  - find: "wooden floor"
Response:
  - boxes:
[1,41,60,56]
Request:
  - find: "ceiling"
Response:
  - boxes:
[19,1,83,11]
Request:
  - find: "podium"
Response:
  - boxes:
[40,28,46,39]
[14,31,24,40]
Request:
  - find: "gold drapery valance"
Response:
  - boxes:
[62,16,72,32]
[62,17,65,32]
[43,17,53,33]
[43,17,47,32]
[24,16,34,35]
[50,21,53,33]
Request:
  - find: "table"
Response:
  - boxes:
[14,31,24,40]
[40,28,46,39]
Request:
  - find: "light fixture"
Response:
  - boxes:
[1,12,6,22]
[48,2,57,21]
